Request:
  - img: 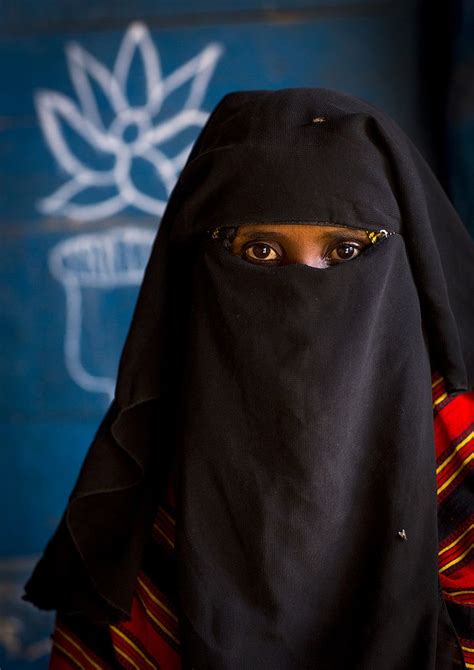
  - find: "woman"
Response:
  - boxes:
[23,87,473,669]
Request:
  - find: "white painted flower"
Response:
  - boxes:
[35,22,223,221]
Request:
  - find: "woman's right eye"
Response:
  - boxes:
[242,242,283,264]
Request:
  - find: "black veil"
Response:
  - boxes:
[22,88,473,669]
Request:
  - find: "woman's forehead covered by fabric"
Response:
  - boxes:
[170,89,401,241]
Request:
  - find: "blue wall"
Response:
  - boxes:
[1,1,471,667]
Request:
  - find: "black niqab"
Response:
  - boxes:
[22,88,473,669]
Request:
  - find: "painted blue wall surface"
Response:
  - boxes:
[1,1,471,667]
[448,1,474,232]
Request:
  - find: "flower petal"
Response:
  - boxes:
[37,177,92,214]
[127,149,175,201]
[168,141,194,172]
[119,166,168,217]
[35,90,121,178]
[149,42,224,119]
[66,41,128,132]
[140,141,192,181]
[113,22,162,111]
[38,176,125,221]
[137,108,208,151]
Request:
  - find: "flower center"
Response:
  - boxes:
[120,121,141,144]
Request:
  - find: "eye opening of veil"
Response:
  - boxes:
[204,223,400,269]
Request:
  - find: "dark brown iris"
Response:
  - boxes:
[251,243,273,259]
[334,244,358,260]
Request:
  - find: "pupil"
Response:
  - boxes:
[337,244,354,259]
[253,244,270,259]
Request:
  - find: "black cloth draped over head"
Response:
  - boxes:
[23,88,473,669]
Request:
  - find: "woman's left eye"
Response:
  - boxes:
[326,242,364,263]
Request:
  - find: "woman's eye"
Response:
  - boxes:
[327,242,364,264]
[242,242,282,264]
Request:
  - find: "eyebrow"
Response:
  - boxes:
[237,228,369,241]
